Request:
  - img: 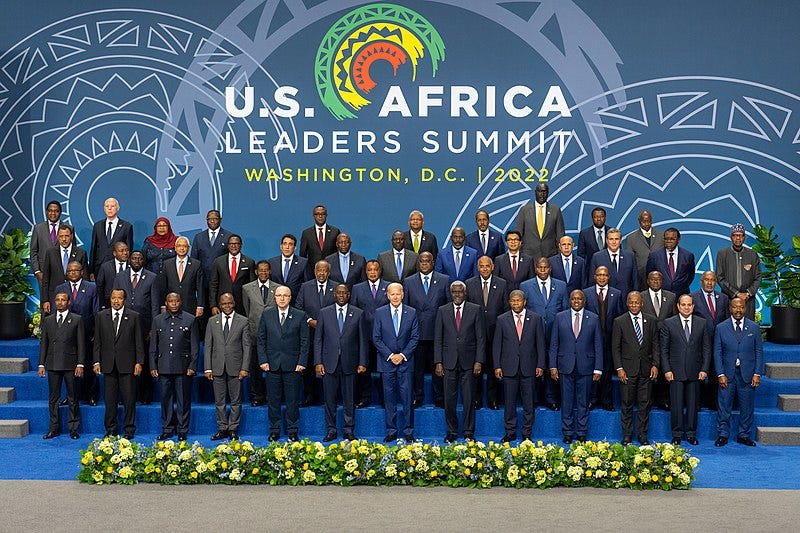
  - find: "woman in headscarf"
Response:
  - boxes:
[141,217,177,274]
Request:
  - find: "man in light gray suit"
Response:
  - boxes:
[30,200,63,299]
[378,230,419,283]
[242,260,284,407]
[625,209,664,290]
[514,183,565,261]
[204,292,251,440]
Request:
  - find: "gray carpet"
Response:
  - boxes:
[3,481,799,532]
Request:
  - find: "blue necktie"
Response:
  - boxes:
[283,258,290,283]
[423,275,429,294]
[338,307,344,334]
[454,249,462,276]
[62,248,69,273]
[393,308,399,335]
[396,253,403,279]
[340,255,349,281]
[541,281,547,300]
[564,257,571,281]
[633,316,643,344]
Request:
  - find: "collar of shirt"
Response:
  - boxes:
[731,316,742,328]
[58,312,67,322]
[596,284,607,293]
[666,248,676,259]
[535,201,546,208]
[410,230,421,238]
[419,272,431,282]
[561,253,572,261]
[630,312,642,321]
[318,281,327,291]
[130,269,142,281]
[71,279,81,290]
[649,289,660,299]
[641,228,651,237]
[106,217,119,226]
[61,246,71,255]
[117,260,126,270]
[337,304,348,314]
[114,306,125,316]
[607,249,619,259]
[338,252,350,261]
[480,275,492,284]
[573,309,583,320]
[176,256,188,265]
[229,253,241,261]
[315,224,326,232]
[391,303,403,314]
[259,281,270,290]
[208,228,217,238]
[514,309,526,320]
[223,312,234,320]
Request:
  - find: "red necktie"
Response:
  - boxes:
[668,252,676,280]
[230,256,237,282]
[318,228,324,251]
[455,306,461,331]
[72,283,78,301]
[598,287,604,302]
[511,255,518,278]
[707,292,716,319]
[132,272,138,289]
[515,314,523,340]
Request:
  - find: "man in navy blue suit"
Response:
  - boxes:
[268,234,309,305]
[494,230,534,292]
[493,290,545,442]
[714,297,763,447]
[96,242,130,309]
[314,284,368,441]
[299,204,340,278]
[190,209,231,311]
[577,207,609,263]
[465,210,505,260]
[645,228,696,297]
[660,294,711,445]
[351,260,390,407]
[373,283,420,442]
[326,233,366,289]
[403,252,450,406]
[590,228,638,298]
[520,258,568,410]
[550,290,603,443]
[435,227,478,282]
[692,271,730,409]
[549,236,586,294]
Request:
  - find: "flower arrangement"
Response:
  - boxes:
[28,311,42,339]
[78,437,698,490]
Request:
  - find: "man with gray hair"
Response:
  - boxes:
[404,210,439,260]
[715,223,761,320]
[158,236,205,317]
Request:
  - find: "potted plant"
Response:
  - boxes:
[752,224,800,344]
[0,228,35,339]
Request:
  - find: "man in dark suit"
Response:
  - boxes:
[590,228,638,298]
[314,284,368,441]
[96,241,130,309]
[326,233,366,289]
[515,183,565,261]
[299,204,340,278]
[612,292,659,445]
[159,236,204,317]
[714,297,764,447]
[660,294,711,445]
[493,290,545,442]
[93,289,144,439]
[549,290,603,443]
[55,262,99,405]
[205,293,251,440]
[435,227,479,282]
[405,210,439,260]
[434,281,486,442]
[190,209,231,311]
[715,223,761,320]
[268,234,308,305]
[645,228,696,297]
[373,283,420,442]
[624,209,664,290]
[403,251,450,406]
[378,231,418,283]
[258,286,309,442]
[40,224,87,314]
[38,292,85,439]
[351,260,390,407]
[242,261,283,407]
[577,207,609,263]
[692,271,730,409]
[150,293,199,441]
[296,259,336,405]
[494,230,534,292]
[550,236,586,294]
[209,234,256,315]
[113,250,161,404]
[641,271,677,410]
[584,266,625,411]
[89,197,134,278]
[465,256,508,409]
[465,210,505,260]
[30,200,63,298]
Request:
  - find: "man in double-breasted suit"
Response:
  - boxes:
[258,286,309,441]
[209,234,256,315]
[267,234,309,305]
[403,252,450,406]
[590,228,638,298]
[351,260,391,407]
[645,228,696,297]
[465,256,508,409]
[38,292,85,439]
[714,297,764,447]
[434,281,486,441]
[159,236,204,317]
[373,283,420,442]
[550,236,587,294]
[30,200,63,296]
[93,288,144,439]
[190,209,231,309]
[577,207,609,263]
[549,291,603,443]
[299,204,340,278]
[89,197,134,277]
[494,230,534,292]
[612,292,659,445]
[515,183,565,261]
[660,295,711,445]
[314,284,368,441]
[150,293,199,441]
[40,224,88,314]
[465,210,505,260]
[326,233,367,289]
[624,209,664,290]
[434,227,479,283]
[378,231,419,283]
[204,293,251,440]
[692,271,730,409]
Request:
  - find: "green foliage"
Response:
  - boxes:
[752,225,800,308]
[0,228,34,302]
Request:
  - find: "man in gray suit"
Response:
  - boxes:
[514,183,565,261]
[204,292,251,440]
[625,209,664,290]
[715,223,762,320]
[378,231,419,283]
[30,200,63,299]
[242,260,283,407]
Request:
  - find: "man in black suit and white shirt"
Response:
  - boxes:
[89,197,134,278]
[40,224,88,314]
[209,234,256,315]
[159,236,204,317]
[30,200,63,298]
[299,204,340,278]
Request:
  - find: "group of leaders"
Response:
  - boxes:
[33,184,763,447]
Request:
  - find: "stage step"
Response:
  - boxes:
[0,387,15,404]
[0,419,29,438]
[0,358,28,374]
[778,394,800,412]
[757,426,800,446]
[766,363,800,379]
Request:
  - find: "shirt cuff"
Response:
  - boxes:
[77,364,84,368]
[593,370,602,375]
[615,367,623,371]
[718,373,725,378]
[38,365,44,368]
[401,354,407,362]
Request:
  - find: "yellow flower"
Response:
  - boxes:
[240,456,247,463]
[430,470,438,478]
[665,475,673,483]
[547,468,552,474]
[252,468,260,475]
[504,442,510,448]
[629,475,637,483]
[652,475,659,482]
[477,462,483,470]
[646,456,652,464]
[158,441,165,449]
[303,463,309,471]
[399,471,406,478]
[586,470,592,477]
[489,452,495,459]
[235,443,241,450]
[353,471,360,477]
[464,468,471,476]
[155,467,162,474]
[285,461,292,469]
[221,461,228,469]
[409,459,415,467]
[96,456,103,463]
[337,454,343,462]
[520,468,526,476]
[611,471,618,478]
[106,466,113,473]
[676,456,683,463]
[190,471,198,479]
[511,449,518,457]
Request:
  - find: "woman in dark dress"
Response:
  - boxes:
[141,217,177,274]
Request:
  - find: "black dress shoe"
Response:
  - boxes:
[157,432,173,440]
[59,398,68,406]
[412,399,423,408]
[715,436,728,447]
[301,397,317,407]
[588,402,596,411]
[323,431,338,442]
[70,432,79,440]
[488,402,499,410]
[250,399,265,407]
[43,431,59,439]
[687,437,699,445]
[473,401,482,410]
[444,433,457,443]
[229,432,239,441]
[384,433,398,442]
[621,437,632,445]
[269,432,280,442]
[104,432,118,438]
[88,398,98,406]
[563,436,573,444]
[659,403,671,411]
[576,436,586,443]
[211,430,229,441]
[548,403,559,411]
[434,400,444,408]
[521,434,532,442]
[638,437,650,446]
[404,434,414,443]
[356,401,370,409]
[672,438,682,445]
[288,432,299,442]
[124,432,135,440]
[463,433,474,441]
[737,437,756,447]
[501,434,515,443]
[602,404,616,412]
[343,432,356,441]
[178,433,187,442]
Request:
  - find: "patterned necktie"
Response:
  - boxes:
[209,230,216,247]
[371,283,377,299]
[633,316,643,344]
[668,252,676,280]
[511,255,517,278]
[106,221,113,244]
[393,308,400,335]
[564,257,571,281]
[280,312,286,326]
[482,280,489,306]
[72,283,78,301]
[423,275,429,294]
[413,233,420,253]
[537,204,545,238]
[516,314,523,340]
[573,312,580,338]
[455,306,461,331]
[132,272,138,289]
[707,292,716,319]
[684,319,691,342]
[230,256,237,282]
[62,248,69,273]
[318,227,324,251]
[596,229,603,250]
[223,315,230,341]
[50,223,57,245]
[178,259,185,281]
[481,233,487,254]
[338,307,344,333]
[735,320,742,333]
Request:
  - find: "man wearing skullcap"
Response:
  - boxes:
[715,224,761,320]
